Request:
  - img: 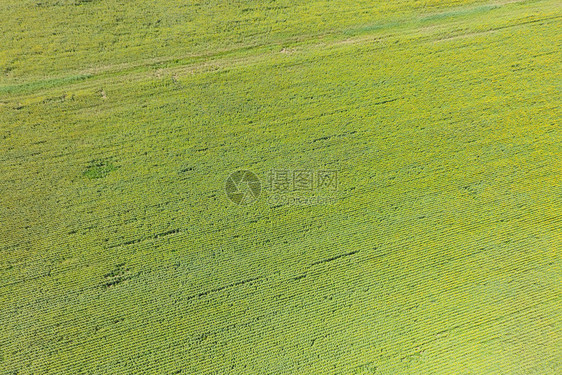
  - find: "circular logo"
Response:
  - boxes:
[225,170,261,205]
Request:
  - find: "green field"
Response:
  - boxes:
[1,0,561,373]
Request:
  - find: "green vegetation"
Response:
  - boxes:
[83,159,118,179]
[1,0,560,374]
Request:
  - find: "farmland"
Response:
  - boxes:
[1,0,561,374]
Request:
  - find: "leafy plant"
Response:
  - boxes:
[83,159,118,179]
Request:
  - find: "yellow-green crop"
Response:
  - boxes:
[1,0,560,374]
